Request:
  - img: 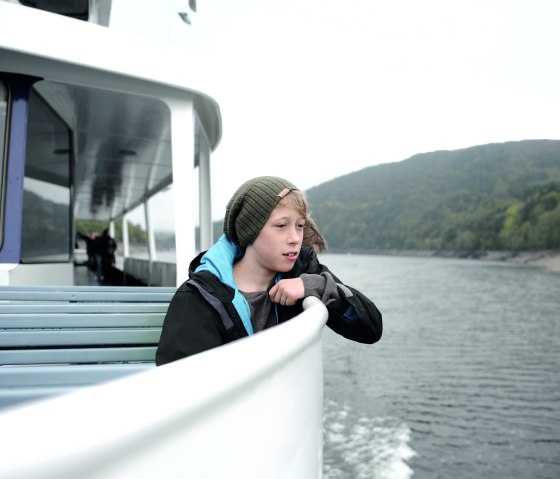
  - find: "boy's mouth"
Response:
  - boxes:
[283,252,298,259]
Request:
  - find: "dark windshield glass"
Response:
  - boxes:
[21,88,72,263]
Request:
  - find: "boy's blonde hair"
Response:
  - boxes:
[279,190,328,253]
[277,189,308,217]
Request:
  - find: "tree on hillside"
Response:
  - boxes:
[305,140,560,252]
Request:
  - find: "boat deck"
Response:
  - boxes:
[74,259,147,287]
[74,264,102,286]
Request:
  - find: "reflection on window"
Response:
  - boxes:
[125,189,177,262]
[126,203,149,259]
[152,187,176,261]
[21,88,71,263]
[21,178,70,262]
[0,80,7,249]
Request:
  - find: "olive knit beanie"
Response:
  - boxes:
[223,176,298,249]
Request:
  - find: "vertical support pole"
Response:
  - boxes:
[0,75,37,267]
[108,221,116,270]
[122,214,130,258]
[168,98,196,286]
[145,198,156,285]
[121,214,129,284]
[145,199,157,262]
[198,124,212,251]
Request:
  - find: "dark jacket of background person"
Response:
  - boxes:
[95,229,117,281]
[77,231,98,271]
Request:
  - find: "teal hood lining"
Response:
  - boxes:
[194,234,254,335]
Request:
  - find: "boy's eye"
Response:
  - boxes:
[297,223,306,229]
[275,223,287,229]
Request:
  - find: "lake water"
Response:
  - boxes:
[319,253,560,479]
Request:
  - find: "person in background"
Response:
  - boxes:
[156,176,382,365]
[77,230,98,272]
[96,228,117,283]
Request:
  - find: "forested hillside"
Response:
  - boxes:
[306,140,560,252]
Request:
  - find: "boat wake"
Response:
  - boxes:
[323,399,417,479]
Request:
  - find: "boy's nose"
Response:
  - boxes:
[287,225,301,243]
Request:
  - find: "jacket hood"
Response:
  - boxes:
[191,234,253,335]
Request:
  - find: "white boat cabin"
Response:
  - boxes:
[1,0,221,288]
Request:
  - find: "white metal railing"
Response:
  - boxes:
[0,297,328,479]
[123,257,177,286]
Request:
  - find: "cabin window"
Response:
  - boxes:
[0,81,7,249]
[20,88,72,263]
[19,0,89,21]
[126,203,149,260]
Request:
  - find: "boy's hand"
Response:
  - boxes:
[269,278,305,306]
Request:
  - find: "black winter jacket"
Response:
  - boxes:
[156,246,382,365]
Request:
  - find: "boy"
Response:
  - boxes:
[156,176,382,365]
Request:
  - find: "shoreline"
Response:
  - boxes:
[441,249,560,273]
[326,249,560,273]
[489,250,560,273]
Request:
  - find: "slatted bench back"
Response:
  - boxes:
[0,285,175,410]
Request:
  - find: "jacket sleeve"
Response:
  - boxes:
[290,247,382,344]
[155,283,229,366]
[325,279,382,344]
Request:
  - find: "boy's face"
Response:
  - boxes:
[249,205,305,273]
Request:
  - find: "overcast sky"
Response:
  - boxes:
[147,0,560,226]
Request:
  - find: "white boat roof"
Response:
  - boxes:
[0,1,222,221]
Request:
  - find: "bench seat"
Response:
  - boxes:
[0,285,174,411]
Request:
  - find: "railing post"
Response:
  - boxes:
[168,98,196,286]
[122,214,129,258]
[197,115,213,251]
[145,198,157,285]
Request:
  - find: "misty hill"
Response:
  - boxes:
[305,140,560,253]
